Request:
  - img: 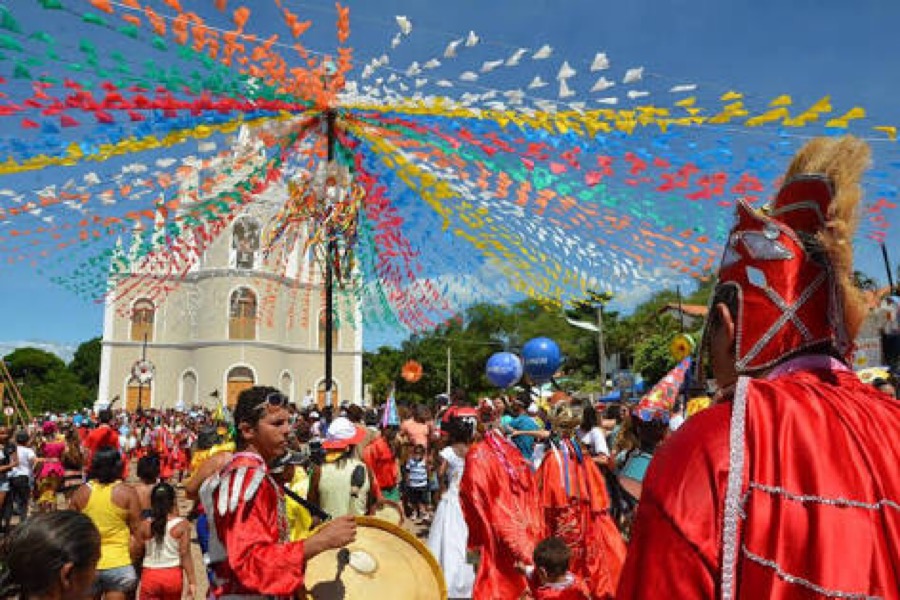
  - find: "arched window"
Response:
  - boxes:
[229,287,257,340]
[180,371,198,408]
[317,309,339,350]
[226,366,255,409]
[232,217,260,269]
[131,298,154,342]
[279,371,293,401]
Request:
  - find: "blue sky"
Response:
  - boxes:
[1,0,899,357]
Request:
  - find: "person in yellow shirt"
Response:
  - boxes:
[270,450,314,541]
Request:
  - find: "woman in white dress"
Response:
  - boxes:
[427,417,475,599]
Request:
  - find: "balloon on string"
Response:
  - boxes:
[521,337,562,384]
[485,352,523,388]
[401,359,423,383]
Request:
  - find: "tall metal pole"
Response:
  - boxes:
[881,243,896,294]
[446,346,452,397]
[597,305,606,392]
[324,109,337,408]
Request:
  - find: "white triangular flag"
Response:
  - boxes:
[528,76,548,89]
[557,61,576,79]
[532,44,552,59]
[480,90,497,100]
[405,62,421,77]
[460,71,479,82]
[396,16,412,35]
[399,82,409,91]
[627,90,649,99]
[590,53,610,71]
[669,84,697,93]
[568,102,586,111]
[466,31,479,47]
[415,78,428,88]
[361,65,373,79]
[504,89,525,104]
[444,39,462,58]
[597,97,619,105]
[377,54,389,67]
[436,79,454,87]
[506,48,528,66]
[391,33,402,48]
[591,76,614,92]
[424,59,441,69]
[558,79,575,98]
[623,67,644,84]
[481,59,504,73]
[388,73,398,83]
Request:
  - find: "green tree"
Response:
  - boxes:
[3,347,91,413]
[633,332,679,385]
[853,270,878,291]
[69,336,102,398]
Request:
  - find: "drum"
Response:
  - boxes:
[302,516,446,599]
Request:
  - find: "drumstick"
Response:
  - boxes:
[281,483,332,522]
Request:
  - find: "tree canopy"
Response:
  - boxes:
[2,338,101,414]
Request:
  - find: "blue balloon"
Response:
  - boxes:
[485,352,523,388]
[521,337,562,384]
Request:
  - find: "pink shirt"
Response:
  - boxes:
[401,419,433,449]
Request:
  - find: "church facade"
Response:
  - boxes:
[97,163,362,412]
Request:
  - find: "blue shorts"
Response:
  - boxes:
[92,564,138,594]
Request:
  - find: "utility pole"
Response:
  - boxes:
[596,304,606,393]
[446,346,452,396]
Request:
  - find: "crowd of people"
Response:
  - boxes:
[1,136,899,599]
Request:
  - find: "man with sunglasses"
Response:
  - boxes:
[201,386,356,599]
[619,138,900,598]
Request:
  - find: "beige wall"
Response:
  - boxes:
[99,206,362,410]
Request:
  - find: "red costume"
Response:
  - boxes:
[537,439,625,599]
[618,142,900,599]
[202,452,306,598]
[460,430,546,600]
[362,435,398,496]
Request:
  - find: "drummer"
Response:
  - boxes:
[203,386,356,599]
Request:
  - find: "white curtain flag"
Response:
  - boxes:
[395,16,412,35]
[590,53,610,71]
[627,90,649,99]
[557,60,576,79]
[669,84,698,93]
[424,59,441,69]
[558,79,575,98]
[533,44,552,59]
[466,31,480,46]
[460,71,479,81]
[444,39,462,58]
[506,48,528,66]
[481,59,504,73]
[528,76,548,89]
[623,67,644,84]
[591,76,615,92]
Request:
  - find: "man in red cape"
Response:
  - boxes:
[618,137,900,598]
[460,428,546,599]
[536,400,626,599]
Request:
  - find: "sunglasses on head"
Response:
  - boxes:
[254,392,288,413]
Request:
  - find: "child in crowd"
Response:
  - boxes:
[404,444,430,523]
[0,511,101,599]
[138,483,196,600]
[520,537,590,600]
